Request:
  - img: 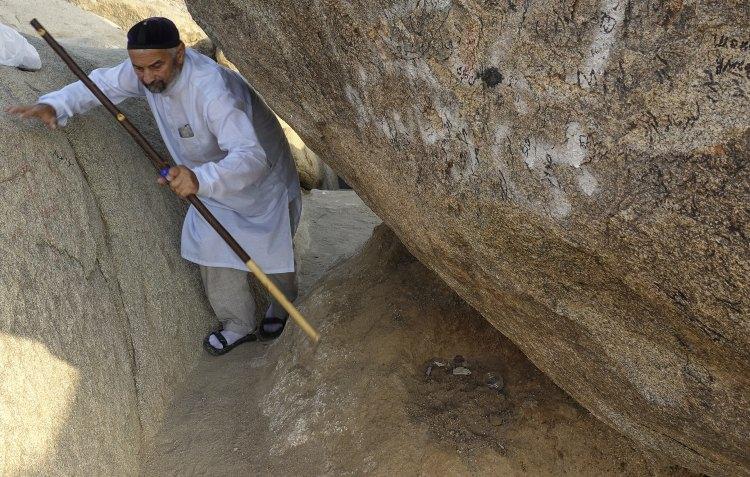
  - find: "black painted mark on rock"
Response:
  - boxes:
[701,68,721,103]
[480,67,503,87]
[654,53,674,88]
[699,33,750,104]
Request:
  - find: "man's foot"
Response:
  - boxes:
[203,330,256,356]
[259,304,289,341]
[259,316,288,341]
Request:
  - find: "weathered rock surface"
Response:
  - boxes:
[185,1,750,474]
[293,189,382,294]
[144,225,694,476]
[0,0,126,48]
[0,38,211,474]
[66,0,208,45]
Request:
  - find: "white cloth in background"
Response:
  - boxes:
[0,23,41,71]
[38,49,301,273]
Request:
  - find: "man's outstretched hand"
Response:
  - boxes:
[7,104,200,198]
[158,165,199,199]
[5,103,58,129]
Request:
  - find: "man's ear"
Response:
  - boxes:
[176,42,186,64]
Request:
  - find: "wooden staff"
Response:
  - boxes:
[30,18,320,344]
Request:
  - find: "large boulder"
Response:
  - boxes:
[184,1,750,475]
[0,38,211,474]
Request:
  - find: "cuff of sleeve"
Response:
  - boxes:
[192,165,215,198]
[36,99,69,127]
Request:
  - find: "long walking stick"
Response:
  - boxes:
[30,19,320,344]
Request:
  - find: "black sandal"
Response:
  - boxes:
[258,316,288,341]
[203,331,257,356]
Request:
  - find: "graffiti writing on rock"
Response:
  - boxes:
[638,102,701,144]
[715,56,750,79]
[713,34,750,53]
[712,33,750,80]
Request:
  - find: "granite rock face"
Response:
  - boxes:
[66,0,208,44]
[0,0,127,49]
[185,1,750,474]
[0,39,211,474]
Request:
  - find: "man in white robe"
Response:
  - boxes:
[6,17,301,354]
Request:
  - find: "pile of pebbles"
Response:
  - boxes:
[425,355,504,392]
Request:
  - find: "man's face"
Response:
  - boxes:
[129,45,185,93]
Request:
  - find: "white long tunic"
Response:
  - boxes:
[39,49,301,273]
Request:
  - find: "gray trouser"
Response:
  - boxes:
[200,196,301,335]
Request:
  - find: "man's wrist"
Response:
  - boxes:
[192,166,213,197]
[35,100,67,126]
[35,102,55,113]
[189,168,200,194]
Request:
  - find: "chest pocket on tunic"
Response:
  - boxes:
[168,100,202,159]
[177,123,199,155]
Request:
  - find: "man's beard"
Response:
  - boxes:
[143,62,182,94]
[144,80,167,93]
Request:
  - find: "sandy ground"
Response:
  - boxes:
[140,189,382,474]
[294,189,383,295]
[141,192,695,476]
